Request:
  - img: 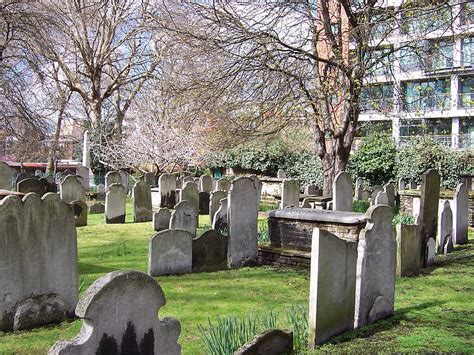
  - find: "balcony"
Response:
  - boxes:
[403,93,451,112]
[399,134,473,149]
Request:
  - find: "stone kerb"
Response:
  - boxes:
[105,183,126,224]
[453,183,468,245]
[281,179,300,209]
[333,172,353,212]
[354,205,396,329]
[148,230,193,276]
[132,180,153,222]
[60,175,86,204]
[49,270,181,355]
[192,229,228,272]
[169,200,198,237]
[0,193,78,332]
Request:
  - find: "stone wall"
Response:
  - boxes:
[257,245,310,269]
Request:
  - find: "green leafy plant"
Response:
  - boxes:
[352,200,370,213]
[392,213,416,225]
[257,220,269,245]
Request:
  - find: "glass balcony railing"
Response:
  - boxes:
[403,93,451,112]
[398,134,474,149]
[360,98,393,112]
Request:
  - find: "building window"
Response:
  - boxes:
[462,37,474,68]
[425,39,453,71]
[400,119,423,137]
[403,78,451,111]
[360,83,394,112]
[400,43,424,72]
[356,121,392,138]
[461,3,474,26]
[459,76,474,108]
[401,3,452,35]
[459,117,474,149]
[366,47,393,76]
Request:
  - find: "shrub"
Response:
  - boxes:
[392,213,416,225]
[352,200,370,213]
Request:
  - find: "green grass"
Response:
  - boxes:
[0,202,473,354]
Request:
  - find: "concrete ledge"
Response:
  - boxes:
[268,208,366,224]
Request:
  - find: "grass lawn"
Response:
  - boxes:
[0,202,473,354]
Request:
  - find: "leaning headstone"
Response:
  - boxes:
[396,224,421,277]
[281,179,300,209]
[144,171,156,187]
[374,191,389,205]
[0,193,77,332]
[158,173,177,209]
[212,197,228,235]
[227,177,259,268]
[17,178,46,196]
[132,180,153,222]
[199,175,213,193]
[192,230,228,272]
[437,200,453,254]
[75,166,90,190]
[72,200,88,227]
[199,192,210,215]
[180,182,199,214]
[370,185,383,205]
[119,170,129,191]
[148,230,193,276]
[169,200,198,237]
[426,238,436,266]
[216,178,231,192]
[383,183,395,207]
[60,175,85,204]
[153,208,171,232]
[305,184,319,196]
[105,183,126,224]
[89,202,105,214]
[418,169,440,267]
[210,190,227,223]
[354,205,396,328]
[452,183,468,245]
[105,171,122,189]
[15,172,31,185]
[49,270,181,355]
[333,172,352,212]
[277,169,286,178]
[0,161,15,190]
[236,329,293,355]
[398,178,405,191]
[308,228,357,348]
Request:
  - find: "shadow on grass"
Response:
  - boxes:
[78,261,117,275]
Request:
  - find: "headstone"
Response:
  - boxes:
[17,178,46,196]
[192,230,228,272]
[49,270,181,355]
[374,191,388,205]
[180,182,199,214]
[210,190,227,223]
[75,166,90,190]
[396,224,421,277]
[105,183,126,224]
[89,202,105,214]
[199,192,210,215]
[426,238,436,266]
[308,228,357,348]
[418,169,440,267]
[199,175,212,193]
[72,200,88,227]
[408,181,417,190]
[169,200,198,237]
[281,179,300,209]
[452,183,468,245]
[41,177,57,193]
[302,197,312,208]
[305,184,319,196]
[183,176,194,185]
[118,170,129,190]
[153,208,171,232]
[0,193,77,332]
[354,205,396,328]
[105,171,122,189]
[370,185,383,205]
[60,175,85,203]
[249,175,262,205]
[15,172,31,185]
[96,183,106,200]
[277,169,286,178]
[158,173,177,209]
[354,178,364,200]
[383,183,395,207]
[227,177,259,268]
[333,172,352,212]
[216,177,231,192]
[235,329,293,355]
[0,162,15,190]
[437,200,453,254]
[82,130,91,169]
[144,171,156,187]
[132,180,153,222]
[361,190,370,200]
[212,197,228,236]
[398,178,405,191]
[148,230,193,276]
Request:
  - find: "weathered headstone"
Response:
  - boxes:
[169,200,198,237]
[49,270,181,355]
[452,183,468,245]
[105,171,122,189]
[305,184,319,196]
[119,170,129,190]
[249,175,262,205]
[236,329,293,355]
[308,228,357,348]
[82,130,90,168]
[418,169,440,267]
[227,177,259,268]
[437,200,453,254]
[333,172,352,212]
[15,172,31,185]
[212,197,228,235]
[374,191,389,205]
[158,173,177,209]
[370,185,383,205]
[153,208,171,232]
[89,202,105,214]
[192,230,228,272]
[216,177,231,192]
[199,191,210,215]
[72,200,88,227]
[132,180,153,222]
[210,190,227,223]
[148,230,193,276]
[60,175,86,204]
[180,182,199,214]
[408,181,417,190]
[354,205,396,328]
[396,224,421,277]
[398,178,405,192]
[75,166,90,190]
[426,238,436,266]
[0,193,77,332]
[199,175,213,193]
[144,171,156,187]
[281,179,300,209]
[105,183,126,224]
[354,178,364,200]
[383,183,395,207]
[96,183,106,200]
[0,162,15,190]
[277,169,286,178]
[17,178,46,196]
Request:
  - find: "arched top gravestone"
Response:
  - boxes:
[333,172,352,212]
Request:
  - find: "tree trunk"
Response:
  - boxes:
[46,102,67,174]
[90,101,102,129]
[321,139,350,196]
